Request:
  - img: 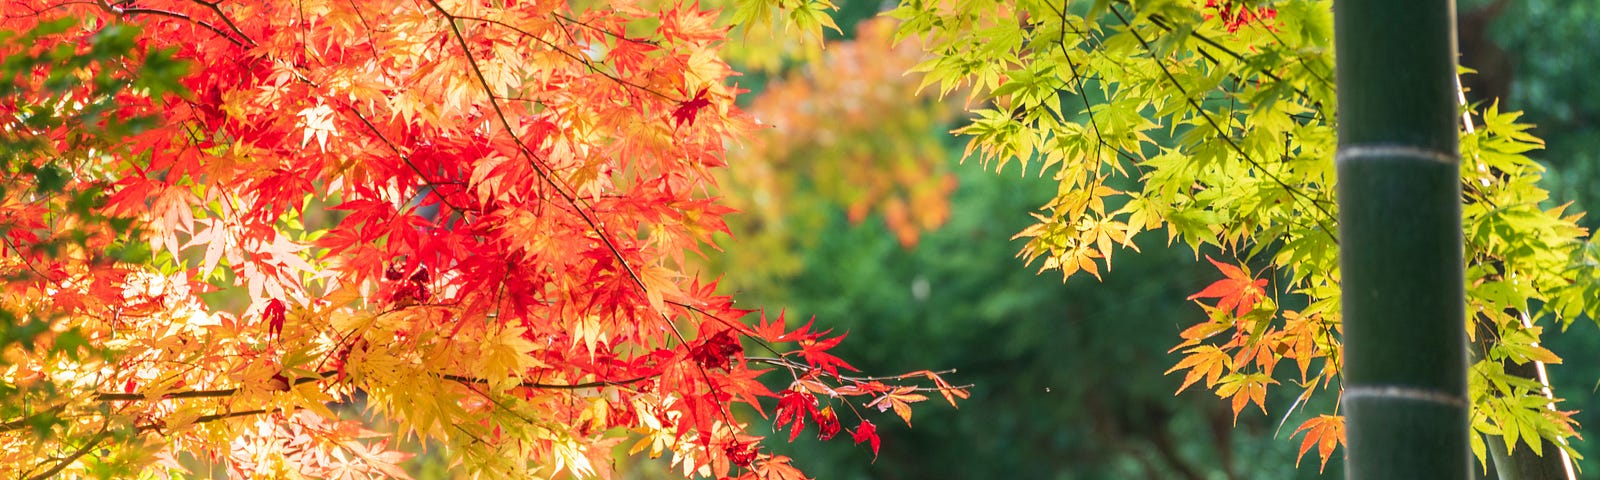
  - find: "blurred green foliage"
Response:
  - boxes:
[1490,0,1600,232]
[724,159,1339,479]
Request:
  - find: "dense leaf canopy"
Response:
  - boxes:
[0,1,962,478]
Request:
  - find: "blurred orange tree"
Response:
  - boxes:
[707,18,962,292]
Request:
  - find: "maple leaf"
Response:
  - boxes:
[851,420,880,457]
[832,380,891,397]
[1278,311,1321,382]
[921,370,971,407]
[749,454,808,480]
[1171,319,1234,351]
[295,103,339,152]
[866,387,928,426]
[813,406,841,441]
[752,310,791,343]
[1188,255,1269,317]
[1166,345,1233,393]
[796,334,856,376]
[263,298,286,340]
[692,329,743,370]
[1292,414,1345,472]
[720,363,776,418]
[723,438,759,468]
[1214,372,1276,419]
[774,389,816,441]
[672,88,712,127]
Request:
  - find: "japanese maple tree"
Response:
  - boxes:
[0,1,965,478]
[894,0,1595,474]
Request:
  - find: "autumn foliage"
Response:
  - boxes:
[0,1,966,478]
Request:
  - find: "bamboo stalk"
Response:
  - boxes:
[1334,1,1470,478]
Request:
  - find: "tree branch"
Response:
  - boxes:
[26,431,110,480]
[97,1,244,47]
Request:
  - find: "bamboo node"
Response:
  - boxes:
[1336,145,1456,164]
[1343,385,1466,408]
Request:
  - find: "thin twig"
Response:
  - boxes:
[191,0,257,46]
[26,429,110,480]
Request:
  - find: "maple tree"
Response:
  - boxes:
[891,0,1596,474]
[0,1,969,478]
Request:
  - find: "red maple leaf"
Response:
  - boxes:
[773,389,816,442]
[263,298,286,340]
[797,334,856,376]
[1187,255,1269,317]
[752,310,791,343]
[692,330,743,370]
[814,406,841,440]
[851,419,879,458]
[723,438,758,468]
[672,88,712,127]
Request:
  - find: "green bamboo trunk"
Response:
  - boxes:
[1334,1,1469,478]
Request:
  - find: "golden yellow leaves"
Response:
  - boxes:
[475,325,546,391]
[1013,181,1138,280]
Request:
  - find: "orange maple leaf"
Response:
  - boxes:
[1215,372,1276,419]
[1188,255,1269,317]
[1292,414,1346,472]
[1166,345,1233,393]
[747,454,808,480]
[867,387,929,426]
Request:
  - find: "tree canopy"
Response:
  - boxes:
[0,1,964,478]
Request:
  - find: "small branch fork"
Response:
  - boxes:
[94,0,257,47]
